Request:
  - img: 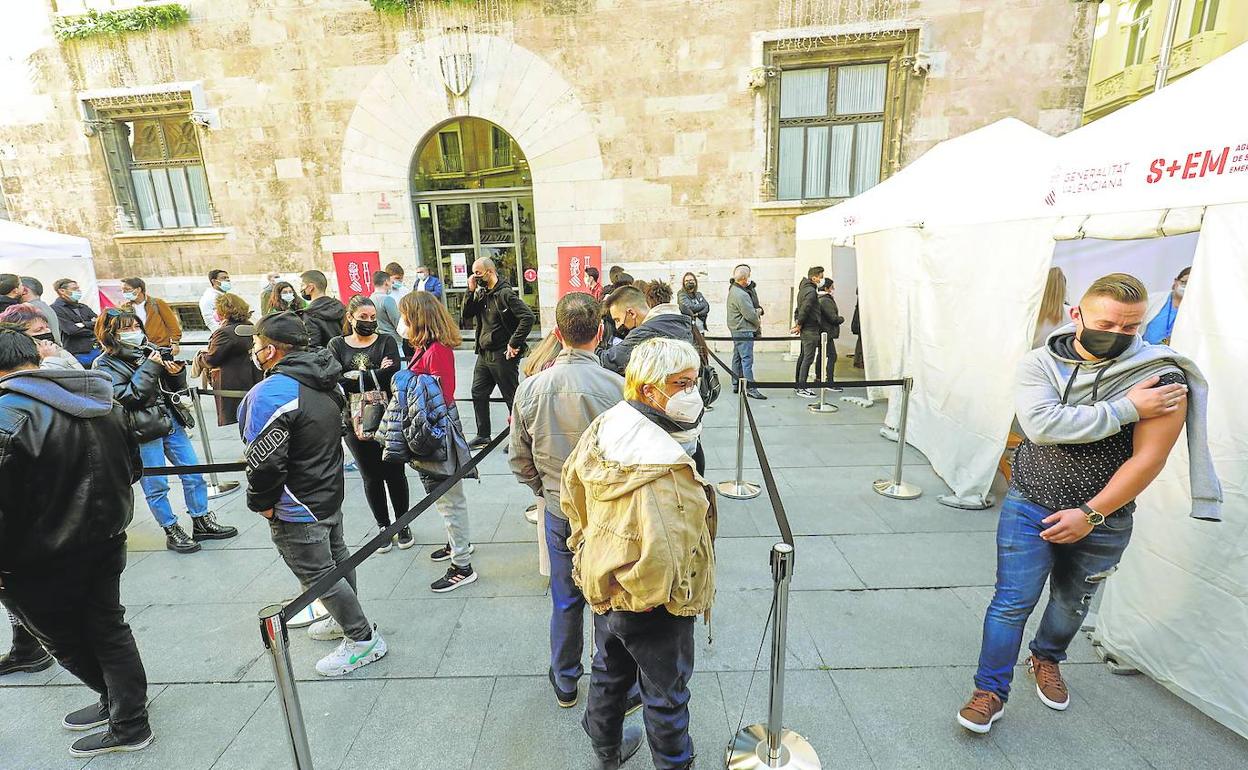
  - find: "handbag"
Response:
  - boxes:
[350,370,388,441]
[698,363,721,407]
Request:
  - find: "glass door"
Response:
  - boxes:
[433,201,474,326]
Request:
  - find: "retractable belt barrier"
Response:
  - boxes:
[704,335,799,342]
[143,461,246,477]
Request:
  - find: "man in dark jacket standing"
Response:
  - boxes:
[52,279,102,366]
[0,326,152,758]
[791,266,825,398]
[237,312,387,677]
[600,283,694,375]
[298,270,347,350]
[462,257,535,448]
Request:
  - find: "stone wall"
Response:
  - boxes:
[0,0,1096,331]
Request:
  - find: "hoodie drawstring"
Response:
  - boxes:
[1060,364,1081,405]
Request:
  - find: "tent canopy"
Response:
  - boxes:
[0,219,99,311]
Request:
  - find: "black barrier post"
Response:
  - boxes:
[190,387,239,499]
[872,377,922,500]
[807,332,838,415]
[259,604,314,769]
[717,379,761,500]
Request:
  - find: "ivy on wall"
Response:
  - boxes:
[53,4,190,41]
[369,0,414,11]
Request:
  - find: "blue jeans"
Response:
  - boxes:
[138,425,209,528]
[974,489,1133,700]
[731,332,756,387]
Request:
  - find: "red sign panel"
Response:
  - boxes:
[557,245,602,299]
[332,251,380,302]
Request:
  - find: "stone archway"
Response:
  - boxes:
[325,35,606,326]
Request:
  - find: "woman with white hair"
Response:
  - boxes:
[561,336,716,770]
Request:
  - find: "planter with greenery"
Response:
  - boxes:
[53,3,190,41]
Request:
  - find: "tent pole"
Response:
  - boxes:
[1154,0,1183,93]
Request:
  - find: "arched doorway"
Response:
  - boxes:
[411,117,538,327]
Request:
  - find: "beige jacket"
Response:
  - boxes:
[561,401,717,617]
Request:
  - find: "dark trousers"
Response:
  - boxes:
[585,608,696,769]
[795,331,820,387]
[345,432,410,528]
[819,335,838,382]
[470,349,520,437]
[0,540,150,741]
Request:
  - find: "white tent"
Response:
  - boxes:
[0,219,100,311]
[796,42,1248,737]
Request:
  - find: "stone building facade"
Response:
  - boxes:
[0,0,1097,332]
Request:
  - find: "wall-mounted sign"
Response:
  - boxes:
[332,251,380,301]
[557,245,602,299]
[523,267,538,283]
[450,251,469,288]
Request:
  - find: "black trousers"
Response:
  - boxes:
[345,431,410,528]
[795,331,821,387]
[470,349,520,437]
[819,335,839,382]
[584,608,696,769]
[0,540,149,741]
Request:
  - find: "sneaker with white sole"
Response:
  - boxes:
[307,616,344,641]
[1028,655,1070,711]
[63,702,109,732]
[69,730,153,758]
[431,564,478,593]
[396,526,415,550]
[957,689,1004,734]
[429,543,474,563]
[375,526,394,554]
[315,627,387,677]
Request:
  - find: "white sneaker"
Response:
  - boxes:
[315,627,387,677]
[524,503,540,525]
[307,616,344,641]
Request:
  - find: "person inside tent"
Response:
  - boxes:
[1142,266,1189,346]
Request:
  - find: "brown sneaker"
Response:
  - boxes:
[957,689,1004,734]
[1028,655,1070,711]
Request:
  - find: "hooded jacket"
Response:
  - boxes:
[462,279,536,354]
[301,296,347,350]
[726,282,761,334]
[561,401,717,617]
[237,348,347,522]
[1015,323,1221,521]
[0,368,140,574]
[598,303,694,375]
[94,347,175,443]
[793,277,820,330]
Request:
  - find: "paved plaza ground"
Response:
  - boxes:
[2,349,1245,769]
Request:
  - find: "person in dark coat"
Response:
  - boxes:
[677,272,709,330]
[791,266,825,397]
[851,292,864,369]
[461,256,536,447]
[298,270,346,350]
[817,278,845,385]
[600,283,694,375]
[195,293,261,426]
[52,279,102,367]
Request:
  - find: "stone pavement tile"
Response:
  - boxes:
[437,596,576,677]
[467,674,600,770]
[118,603,264,684]
[865,491,1001,534]
[790,536,867,591]
[832,667,1011,769]
[340,677,495,770]
[748,490,891,537]
[794,589,983,668]
[235,542,421,605]
[99,682,272,770]
[696,590,824,673]
[950,585,1100,664]
[212,680,384,770]
[714,536,863,593]
[717,670,874,769]
[195,512,273,551]
[0,682,138,769]
[396,541,549,598]
[240,597,468,683]
[489,498,547,544]
[119,548,277,606]
[832,532,998,589]
[1064,662,1248,767]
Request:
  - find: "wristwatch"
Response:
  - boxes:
[1079,503,1106,527]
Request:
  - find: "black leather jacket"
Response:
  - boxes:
[51,297,100,355]
[93,348,175,443]
[0,368,141,574]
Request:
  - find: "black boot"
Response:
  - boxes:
[591,724,643,770]
[0,622,53,676]
[164,523,201,554]
[191,512,238,541]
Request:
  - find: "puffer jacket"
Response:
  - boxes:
[598,303,694,375]
[94,348,174,443]
[380,369,478,480]
[561,401,716,617]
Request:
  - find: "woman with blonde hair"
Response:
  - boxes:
[1032,266,1069,349]
[399,291,479,592]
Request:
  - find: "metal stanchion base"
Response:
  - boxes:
[207,481,240,499]
[285,599,329,629]
[807,403,839,414]
[726,724,821,770]
[717,480,762,500]
[873,479,922,500]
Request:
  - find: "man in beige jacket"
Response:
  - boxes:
[562,337,716,770]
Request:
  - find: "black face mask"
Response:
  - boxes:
[301,290,313,301]
[684,282,696,291]
[32,332,55,343]
[354,320,378,336]
[1077,313,1135,360]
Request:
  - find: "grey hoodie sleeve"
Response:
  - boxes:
[1015,354,1141,445]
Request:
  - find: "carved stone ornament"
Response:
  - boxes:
[440,53,474,96]
[747,65,780,90]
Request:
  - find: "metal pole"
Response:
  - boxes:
[717,378,761,500]
[808,332,837,414]
[191,387,239,499]
[873,377,921,500]
[1154,0,1183,93]
[259,605,314,770]
[726,543,820,770]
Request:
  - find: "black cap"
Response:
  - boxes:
[235,311,310,348]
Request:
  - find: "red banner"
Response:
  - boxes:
[557,245,602,299]
[331,251,380,302]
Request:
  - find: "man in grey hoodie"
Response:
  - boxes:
[957,272,1221,735]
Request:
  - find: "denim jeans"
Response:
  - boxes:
[545,510,586,691]
[584,608,696,769]
[974,489,1133,700]
[138,424,208,528]
[269,510,372,642]
[730,332,756,387]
